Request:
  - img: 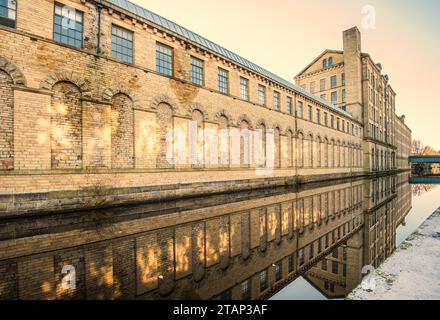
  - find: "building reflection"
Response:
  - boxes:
[0,173,412,300]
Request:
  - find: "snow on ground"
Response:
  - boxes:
[348,207,440,300]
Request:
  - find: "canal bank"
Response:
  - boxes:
[348,206,440,300]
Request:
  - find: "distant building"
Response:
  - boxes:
[295,27,412,173]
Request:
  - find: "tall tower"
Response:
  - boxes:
[343,27,363,123]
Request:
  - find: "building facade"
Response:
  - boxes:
[295,27,412,173]
[0,1,409,215]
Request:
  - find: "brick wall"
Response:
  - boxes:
[0,0,368,214]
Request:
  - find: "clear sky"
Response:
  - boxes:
[129,0,440,149]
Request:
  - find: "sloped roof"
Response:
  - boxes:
[105,0,353,119]
[295,49,344,78]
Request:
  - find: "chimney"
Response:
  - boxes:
[343,27,363,122]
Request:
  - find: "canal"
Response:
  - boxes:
[0,172,438,300]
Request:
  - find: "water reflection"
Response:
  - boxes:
[0,172,430,300]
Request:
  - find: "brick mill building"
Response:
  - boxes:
[295,27,412,174]
[0,0,410,214]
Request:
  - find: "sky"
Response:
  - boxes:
[128,0,440,150]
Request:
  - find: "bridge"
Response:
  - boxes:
[409,176,440,184]
[409,155,440,164]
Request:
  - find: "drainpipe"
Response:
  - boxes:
[96,1,103,54]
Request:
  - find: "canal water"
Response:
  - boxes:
[0,172,438,300]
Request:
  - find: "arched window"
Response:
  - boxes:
[323,59,328,68]
[51,81,82,169]
[218,116,229,167]
[274,127,281,168]
[257,123,267,168]
[316,137,322,168]
[297,133,304,168]
[329,140,334,168]
[323,139,329,168]
[191,109,205,168]
[0,70,14,169]
[328,56,333,66]
[156,103,174,169]
[111,93,134,169]
[335,142,340,168]
[286,130,293,168]
[241,120,251,167]
[305,134,313,168]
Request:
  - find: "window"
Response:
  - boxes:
[342,120,345,132]
[258,85,266,106]
[240,77,249,101]
[190,57,204,86]
[156,43,173,76]
[218,68,229,94]
[337,118,340,130]
[323,59,327,68]
[111,25,133,64]
[297,101,303,118]
[287,97,293,114]
[275,262,282,282]
[273,91,281,111]
[328,56,333,66]
[318,238,322,253]
[316,109,321,124]
[310,81,316,94]
[324,112,328,127]
[330,115,334,128]
[331,75,337,89]
[342,89,346,103]
[332,261,338,274]
[54,3,84,48]
[331,91,337,104]
[260,270,268,291]
[322,259,327,271]
[320,79,326,91]
[298,248,305,265]
[0,0,16,28]
[287,255,294,273]
[308,105,313,121]
[342,73,346,86]
[309,243,314,258]
[241,279,251,299]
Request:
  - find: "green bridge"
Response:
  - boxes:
[409,155,440,164]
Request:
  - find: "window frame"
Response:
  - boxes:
[331,75,337,89]
[111,24,134,64]
[320,79,326,91]
[53,2,84,49]
[287,96,293,115]
[258,84,266,106]
[273,91,281,111]
[0,0,17,28]
[331,91,338,104]
[155,42,174,77]
[218,68,229,95]
[260,270,269,291]
[190,56,205,86]
[240,77,250,101]
[297,101,303,118]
